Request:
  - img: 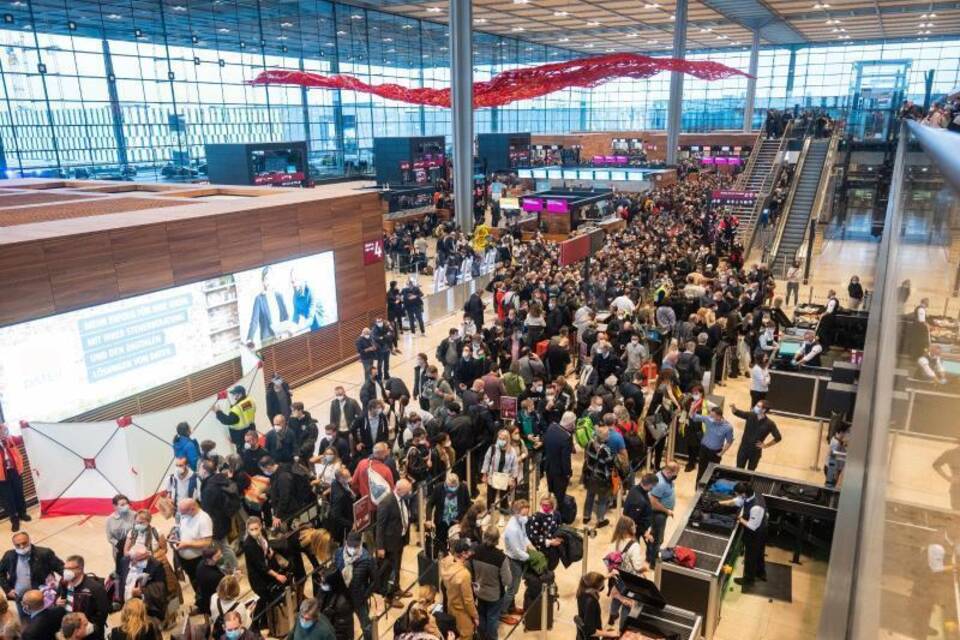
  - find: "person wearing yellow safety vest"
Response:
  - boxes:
[215,385,257,453]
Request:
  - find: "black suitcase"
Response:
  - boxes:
[523,573,556,631]
[559,494,578,525]
[418,534,440,588]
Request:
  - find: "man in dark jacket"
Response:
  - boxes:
[265,415,298,464]
[241,429,268,477]
[334,532,376,640]
[355,327,379,385]
[436,329,464,381]
[330,386,362,432]
[444,404,476,494]
[56,555,109,640]
[469,526,513,638]
[359,367,387,411]
[425,473,471,553]
[371,316,396,380]
[623,473,657,543]
[260,457,314,525]
[455,347,484,391]
[352,399,389,456]
[375,480,412,606]
[619,371,646,420]
[543,412,575,503]
[402,279,426,335]
[21,589,65,640]
[325,467,356,544]
[464,292,485,330]
[0,532,64,598]
[199,460,235,552]
[116,546,167,620]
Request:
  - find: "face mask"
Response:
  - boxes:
[532,385,543,393]
[85,622,95,636]
[446,484,458,493]
[226,630,243,640]
[345,546,360,558]
[541,505,553,514]
[299,617,316,630]
[692,394,701,401]
[135,523,147,532]
[135,559,148,569]
[517,515,528,525]
[244,442,252,450]
[273,425,283,432]
[176,467,187,476]
[754,406,764,417]
[462,353,471,359]
[335,393,345,400]
[497,439,507,449]
[117,505,129,515]
[15,546,30,556]
[323,455,335,463]
[62,569,77,583]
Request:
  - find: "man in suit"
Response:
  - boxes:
[325,466,356,544]
[355,328,379,386]
[376,479,412,608]
[359,366,386,411]
[329,386,361,432]
[116,545,167,620]
[246,265,289,345]
[402,278,426,335]
[412,354,430,411]
[0,532,64,600]
[352,399,389,457]
[21,589,65,640]
[371,316,396,380]
[543,411,575,504]
[619,371,647,420]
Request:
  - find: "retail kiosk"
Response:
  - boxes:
[372,135,446,187]
[205,141,309,187]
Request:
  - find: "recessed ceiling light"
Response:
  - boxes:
[584,43,594,48]
[554,11,568,16]
[644,2,659,7]
[422,53,429,58]
[648,39,658,44]
[427,6,442,13]
[474,18,487,24]
[217,27,230,33]
[732,40,741,45]
[606,48,615,52]
[699,27,712,32]
[513,0,529,4]
[669,14,675,21]
[336,30,346,35]
[626,32,638,38]
[172,5,186,12]
[401,24,413,29]
[558,37,569,42]
[439,46,448,50]
[383,37,392,42]
[813,2,830,8]
[511,26,524,31]
[587,20,600,26]
[325,41,334,46]
[350,14,362,19]
[276,35,287,40]
[107,13,122,20]
[929,13,937,17]
[281,21,293,27]
[525,46,533,50]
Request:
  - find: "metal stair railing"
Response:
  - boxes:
[736,126,768,191]
[767,133,813,264]
[797,122,844,283]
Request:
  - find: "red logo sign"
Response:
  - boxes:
[353,496,374,532]
[500,396,518,421]
[363,239,384,266]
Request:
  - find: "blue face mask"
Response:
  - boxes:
[299,617,315,630]
[225,630,242,640]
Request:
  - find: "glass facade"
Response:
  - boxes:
[0,0,957,181]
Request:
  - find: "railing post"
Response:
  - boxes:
[811,420,826,471]
[417,484,427,548]
[666,414,678,462]
[802,218,816,284]
[466,449,473,494]
[530,455,539,508]
[539,580,551,638]
[581,528,592,577]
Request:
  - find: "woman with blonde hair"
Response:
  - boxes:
[108,598,161,640]
[481,429,519,516]
[209,574,253,631]
[0,592,17,640]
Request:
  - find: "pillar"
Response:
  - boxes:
[450,0,474,232]
[743,30,760,132]
[665,0,687,165]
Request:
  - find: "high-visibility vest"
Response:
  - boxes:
[229,397,257,431]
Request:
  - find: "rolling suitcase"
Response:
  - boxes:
[418,533,440,588]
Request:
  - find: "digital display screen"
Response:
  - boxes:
[626,169,645,181]
[593,170,611,180]
[517,169,533,179]
[610,170,627,181]
[0,252,338,426]
[522,198,543,212]
[578,169,594,180]
[690,146,700,152]
[546,199,569,213]
[546,168,563,179]
[701,157,716,165]
[532,168,548,179]
[563,169,580,179]
[499,197,520,210]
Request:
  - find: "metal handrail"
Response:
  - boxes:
[796,124,844,269]
[767,134,813,262]
[740,122,792,257]
[736,126,768,191]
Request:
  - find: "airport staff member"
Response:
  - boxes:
[792,331,823,368]
[689,406,734,483]
[730,401,782,471]
[720,482,768,586]
[214,385,257,453]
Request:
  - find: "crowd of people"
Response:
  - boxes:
[0,162,863,640]
[902,95,960,132]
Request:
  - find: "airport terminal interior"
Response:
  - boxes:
[0,0,958,639]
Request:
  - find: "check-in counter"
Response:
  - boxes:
[766,367,834,419]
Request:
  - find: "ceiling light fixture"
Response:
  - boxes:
[699,27,712,32]
[626,32,638,38]
[669,14,675,21]
[350,14,362,19]
[172,5,186,11]
[813,2,830,8]
[277,35,287,40]
[336,30,346,35]
[107,13,122,20]
[281,21,293,27]
[325,41,334,46]
[584,43,594,47]
[587,20,600,26]
[554,10,568,16]
[929,13,937,17]
[513,0,529,4]
[644,2,659,7]
[474,17,487,23]
[558,37,569,42]
[217,27,230,33]
[511,26,524,31]
[427,6,442,12]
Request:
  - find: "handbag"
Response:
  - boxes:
[488,471,511,491]
[645,416,669,442]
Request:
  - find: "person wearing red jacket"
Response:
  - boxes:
[0,423,30,531]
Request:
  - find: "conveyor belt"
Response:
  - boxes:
[705,466,839,521]
[678,530,730,556]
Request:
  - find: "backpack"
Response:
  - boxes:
[673,546,697,568]
[675,352,698,389]
[221,482,243,517]
[603,540,635,572]
[574,416,595,449]
[289,464,316,508]
[211,599,240,639]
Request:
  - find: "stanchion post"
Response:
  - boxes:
[417,484,427,547]
[645,447,653,473]
[540,580,550,639]
[370,609,380,640]
[811,419,826,471]
[581,527,591,577]
[466,449,473,495]
[666,414,677,462]
[530,457,539,507]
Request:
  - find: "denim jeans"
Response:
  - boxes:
[356,601,372,640]
[648,512,668,568]
[583,488,609,522]
[609,577,630,623]
[478,598,503,640]
[502,557,525,612]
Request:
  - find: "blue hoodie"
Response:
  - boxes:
[173,435,201,471]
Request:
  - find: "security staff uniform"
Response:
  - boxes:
[736,491,768,583]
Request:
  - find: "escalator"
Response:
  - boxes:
[770,138,831,269]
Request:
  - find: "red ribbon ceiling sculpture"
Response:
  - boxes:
[250,53,751,108]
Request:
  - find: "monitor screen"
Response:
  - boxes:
[701,156,716,165]
[578,169,594,180]
[522,198,543,212]
[499,197,520,210]
[563,169,579,179]
[593,170,611,180]
[517,168,532,179]
[546,167,563,179]
[626,169,645,181]
[610,170,627,181]
[532,168,548,179]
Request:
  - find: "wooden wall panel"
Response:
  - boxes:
[297,201,336,253]
[42,233,120,312]
[109,226,176,296]
[258,206,301,263]
[217,211,264,274]
[0,242,55,326]
[166,217,223,284]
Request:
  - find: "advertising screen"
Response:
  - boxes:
[563,169,579,180]
[577,169,594,180]
[532,168,548,179]
[522,198,543,212]
[517,168,533,179]
[546,199,569,213]
[546,168,562,180]
[593,170,611,181]
[626,169,645,181]
[0,252,338,426]
[610,170,627,181]
[499,197,520,210]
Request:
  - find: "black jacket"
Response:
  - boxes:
[355,335,377,362]
[57,575,110,639]
[425,483,471,530]
[196,562,225,615]
[375,492,409,552]
[22,606,65,640]
[200,472,234,540]
[265,380,292,422]
[268,463,312,521]
[623,485,654,534]
[359,379,387,411]
[117,556,166,620]
[455,357,483,389]
[543,423,573,478]
[383,377,410,402]
[0,545,64,593]
[330,397,362,428]
[445,414,476,456]
[265,427,297,464]
[325,480,356,544]
[242,535,280,597]
[352,413,389,453]
[402,285,424,312]
[241,446,268,476]
[619,381,646,419]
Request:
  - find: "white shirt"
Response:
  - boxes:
[610,296,636,314]
[612,538,645,575]
[733,495,766,531]
[751,364,770,392]
[786,267,801,283]
[797,342,823,364]
[917,306,928,323]
[178,510,213,559]
[211,595,253,629]
[124,561,147,601]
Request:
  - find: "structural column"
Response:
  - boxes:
[450,0,474,232]
[665,0,687,165]
[743,30,760,132]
